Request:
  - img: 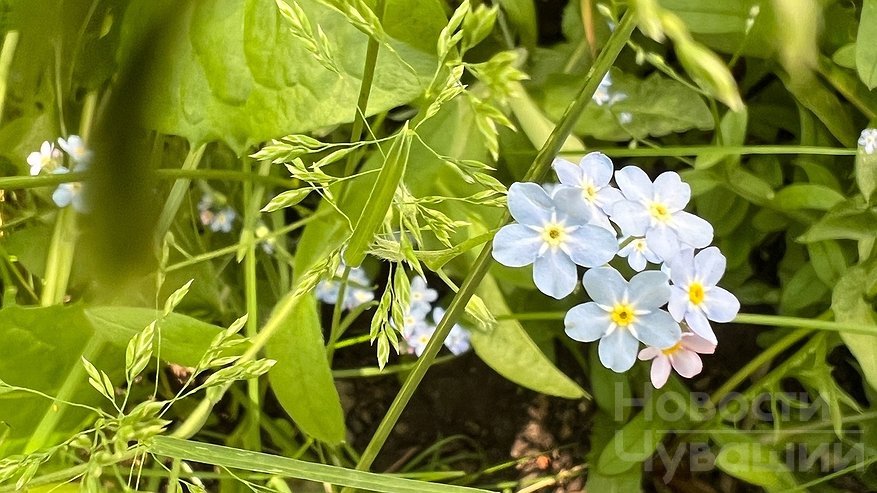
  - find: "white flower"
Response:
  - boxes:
[552,152,624,232]
[667,247,740,344]
[859,128,877,155]
[27,141,63,176]
[610,166,713,262]
[492,182,618,299]
[638,332,716,388]
[50,168,88,213]
[565,266,681,372]
[57,135,93,165]
[617,236,661,272]
[409,276,438,315]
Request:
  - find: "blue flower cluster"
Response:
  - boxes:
[492,152,740,384]
[198,193,238,233]
[398,277,470,357]
[27,135,92,213]
[315,265,375,311]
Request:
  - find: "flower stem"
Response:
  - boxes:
[154,143,206,242]
[347,10,638,478]
[559,145,856,158]
[0,30,20,125]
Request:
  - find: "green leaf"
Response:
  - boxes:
[714,442,797,492]
[833,43,856,69]
[780,72,858,148]
[149,436,491,493]
[85,307,236,368]
[857,150,877,203]
[266,294,346,445]
[495,0,537,48]
[856,0,877,89]
[798,198,877,242]
[470,275,586,399]
[124,0,443,153]
[261,188,311,213]
[585,413,643,492]
[772,184,845,211]
[832,260,877,391]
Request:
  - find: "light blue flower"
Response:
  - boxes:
[403,307,471,356]
[593,74,626,106]
[617,236,661,272]
[432,307,470,355]
[493,182,618,299]
[552,152,624,232]
[198,194,237,233]
[58,135,93,165]
[610,166,713,262]
[859,128,877,155]
[565,266,681,372]
[27,141,63,176]
[51,168,88,213]
[315,265,375,310]
[667,247,739,344]
[409,276,438,314]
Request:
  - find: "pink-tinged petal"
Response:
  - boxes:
[681,333,716,354]
[492,224,541,267]
[615,166,653,202]
[671,211,713,249]
[685,309,717,344]
[703,286,740,323]
[533,248,578,299]
[653,171,690,211]
[508,182,553,225]
[610,200,650,237]
[669,349,703,378]
[695,247,726,286]
[650,355,672,388]
[582,266,627,306]
[638,346,661,360]
[553,158,583,186]
[565,302,610,342]
[579,152,614,186]
[598,328,639,373]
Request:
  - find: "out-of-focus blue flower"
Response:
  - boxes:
[610,166,713,262]
[493,182,618,299]
[51,168,88,213]
[198,194,237,233]
[27,141,63,176]
[859,128,877,155]
[432,307,470,355]
[552,152,624,232]
[403,307,471,357]
[617,236,660,272]
[58,135,93,165]
[315,265,375,311]
[565,266,680,372]
[593,74,626,106]
[618,112,633,125]
[667,247,739,344]
[255,222,276,254]
[409,276,438,314]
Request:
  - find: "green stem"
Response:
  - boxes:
[348,10,638,478]
[154,143,206,242]
[0,30,20,125]
[326,266,351,363]
[558,145,856,158]
[40,207,77,306]
[24,336,105,453]
[0,169,292,191]
[734,312,877,335]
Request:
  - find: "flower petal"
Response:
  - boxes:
[681,333,716,354]
[615,166,653,202]
[579,152,614,186]
[650,355,672,388]
[553,186,593,224]
[610,200,650,237]
[533,248,578,299]
[582,266,627,306]
[508,182,553,225]
[653,171,690,211]
[628,270,670,308]
[598,329,639,372]
[672,211,714,249]
[552,158,583,186]
[645,226,681,262]
[667,249,695,285]
[695,246,726,286]
[595,186,624,214]
[492,224,541,267]
[669,349,703,378]
[638,346,661,360]
[668,286,689,322]
[564,303,610,342]
[565,225,618,267]
[685,309,717,344]
[633,310,681,349]
[703,286,740,323]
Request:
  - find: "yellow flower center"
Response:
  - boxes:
[412,292,423,301]
[611,304,636,327]
[541,223,566,247]
[662,342,683,355]
[649,202,671,223]
[583,184,598,202]
[633,239,647,252]
[688,282,705,305]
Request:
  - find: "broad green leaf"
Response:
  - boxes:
[495,0,537,48]
[471,275,586,399]
[660,0,777,58]
[694,107,748,170]
[799,198,877,242]
[149,436,491,493]
[806,240,848,286]
[772,184,845,212]
[0,305,123,456]
[833,43,856,69]
[586,413,643,492]
[84,306,236,367]
[596,409,667,475]
[715,442,797,492]
[857,150,877,202]
[780,263,829,314]
[780,72,858,148]
[723,167,775,206]
[832,260,877,391]
[124,0,443,153]
[856,0,877,89]
[266,294,346,445]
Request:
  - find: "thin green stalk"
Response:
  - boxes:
[347,10,638,479]
[40,207,77,306]
[326,266,352,363]
[24,336,105,453]
[559,145,856,158]
[332,355,456,379]
[155,143,206,242]
[0,31,20,124]
[0,169,293,191]
[734,312,877,335]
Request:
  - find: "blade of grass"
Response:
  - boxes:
[154,143,206,242]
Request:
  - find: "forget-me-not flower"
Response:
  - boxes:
[667,247,739,344]
[493,182,618,299]
[403,307,470,356]
[593,74,626,106]
[410,276,438,314]
[198,194,237,233]
[51,168,89,213]
[617,236,661,272]
[565,266,681,372]
[552,152,624,232]
[315,265,375,310]
[638,332,715,388]
[432,307,470,355]
[610,166,713,262]
[58,135,93,165]
[859,128,877,155]
[27,141,63,176]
